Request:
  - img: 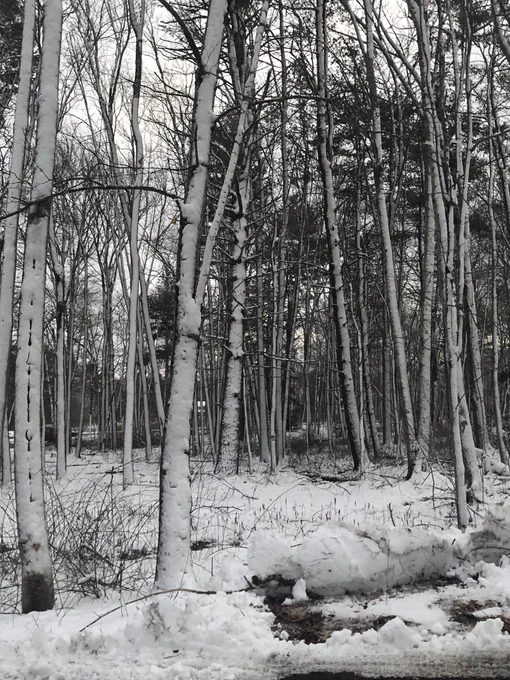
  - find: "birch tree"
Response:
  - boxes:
[14,0,63,612]
[407,0,475,525]
[316,0,363,472]
[0,0,36,486]
[123,0,145,487]
[156,0,269,587]
[155,0,230,589]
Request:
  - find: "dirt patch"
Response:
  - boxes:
[267,601,400,644]
[449,599,510,633]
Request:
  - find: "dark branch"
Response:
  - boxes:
[0,184,182,222]
[157,0,203,69]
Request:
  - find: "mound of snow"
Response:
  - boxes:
[247,532,302,581]
[378,617,421,650]
[459,504,510,564]
[465,617,505,651]
[296,522,456,596]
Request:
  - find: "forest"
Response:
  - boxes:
[3,0,510,667]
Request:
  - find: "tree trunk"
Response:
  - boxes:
[123,0,145,487]
[0,0,36,483]
[48,215,66,479]
[155,0,229,590]
[316,0,362,471]
[488,90,509,465]
[360,0,418,475]
[407,0,470,526]
[15,0,63,613]
[417,171,435,461]
[76,259,88,459]
[217,177,249,475]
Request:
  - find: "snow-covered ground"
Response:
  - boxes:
[2,451,510,678]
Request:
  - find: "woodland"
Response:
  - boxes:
[2,0,510,630]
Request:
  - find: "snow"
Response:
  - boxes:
[295,522,456,596]
[292,579,308,602]
[3,457,510,677]
[377,616,421,649]
[247,532,300,581]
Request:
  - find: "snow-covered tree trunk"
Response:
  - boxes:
[417,172,435,460]
[407,0,469,526]
[316,0,362,471]
[0,0,36,485]
[155,0,228,590]
[123,0,145,488]
[217,176,249,475]
[359,0,418,475]
[256,235,270,463]
[448,5,483,501]
[15,0,63,613]
[48,215,66,479]
[156,0,269,589]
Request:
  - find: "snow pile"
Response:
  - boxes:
[120,591,277,664]
[247,531,301,581]
[377,617,422,650]
[298,523,456,596]
[465,618,505,651]
[248,522,456,596]
[458,504,510,564]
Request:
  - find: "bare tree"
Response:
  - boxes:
[15,0,63,612]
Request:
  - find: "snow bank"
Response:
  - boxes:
[458,504,510,564]
[247,531,302,581]
[248,522,455,597]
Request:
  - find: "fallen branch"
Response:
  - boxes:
[79,584,254,632]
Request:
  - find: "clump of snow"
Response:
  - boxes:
[465,618,505,651]
[325,629,352,646]
[292,579,308,602]
[458,503,510,564]
[247,531,301,581]
[377,617,421,650]
[209,558,250,592]
[295,522,455,596]
[431,622,447,635]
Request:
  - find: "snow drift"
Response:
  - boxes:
[249,508,510,597]
[248,522,457,597]
[296,523,456,596]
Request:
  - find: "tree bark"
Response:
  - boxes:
[15,0,63,613]
[316,0,362,470]
[0,0,36,485]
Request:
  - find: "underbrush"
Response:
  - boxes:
[0,462,159,613]
[0,447,460,613]
[47,471,158,608]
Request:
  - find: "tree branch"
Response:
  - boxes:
[0,183,182,222]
